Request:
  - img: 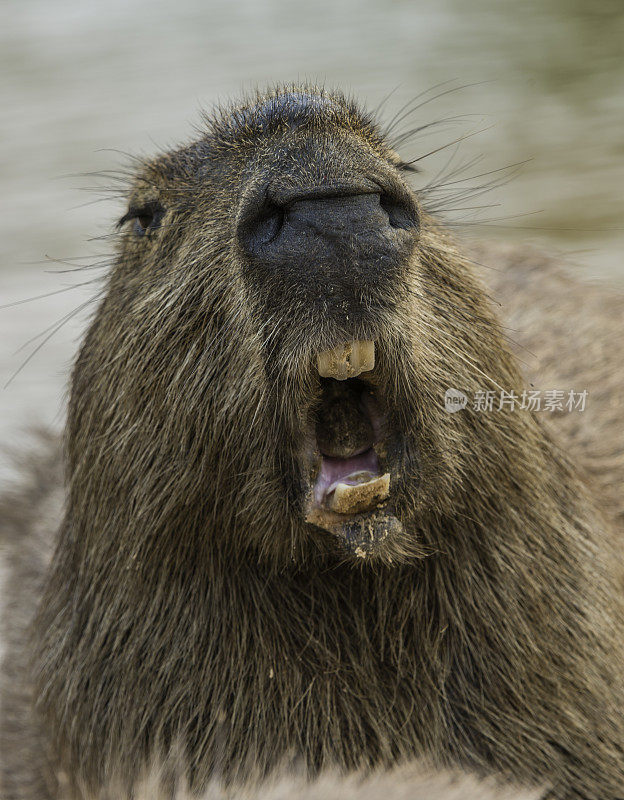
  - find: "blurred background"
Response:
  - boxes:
[1,0,623,476]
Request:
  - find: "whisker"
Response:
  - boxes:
[5,290,104,389]
[0,278,103,311]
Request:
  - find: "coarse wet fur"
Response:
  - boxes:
[1,85,624,799]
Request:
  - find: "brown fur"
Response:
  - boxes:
[2,85,624,799]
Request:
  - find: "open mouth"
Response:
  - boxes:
[304,341,404,558]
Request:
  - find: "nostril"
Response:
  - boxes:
[238,186,418,256]
[379,193,418,231]
[238,199,285,252]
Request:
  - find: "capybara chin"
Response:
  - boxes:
[1,85,624,800]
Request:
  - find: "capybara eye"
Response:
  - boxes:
[136,211,154,233]
[118,201,165,236]
[379,193,418,230]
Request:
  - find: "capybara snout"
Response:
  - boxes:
[238,190,416,313]
[235,147,419,324]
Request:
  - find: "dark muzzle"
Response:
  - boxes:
[236,184,418,314]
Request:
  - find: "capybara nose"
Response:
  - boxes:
[237,189,417,265]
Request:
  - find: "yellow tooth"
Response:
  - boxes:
[317,340,375,380]
[328,473,390,516]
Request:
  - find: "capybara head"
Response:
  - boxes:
[68,84,523,567]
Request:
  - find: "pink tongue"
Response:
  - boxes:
[313,449,381,505]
